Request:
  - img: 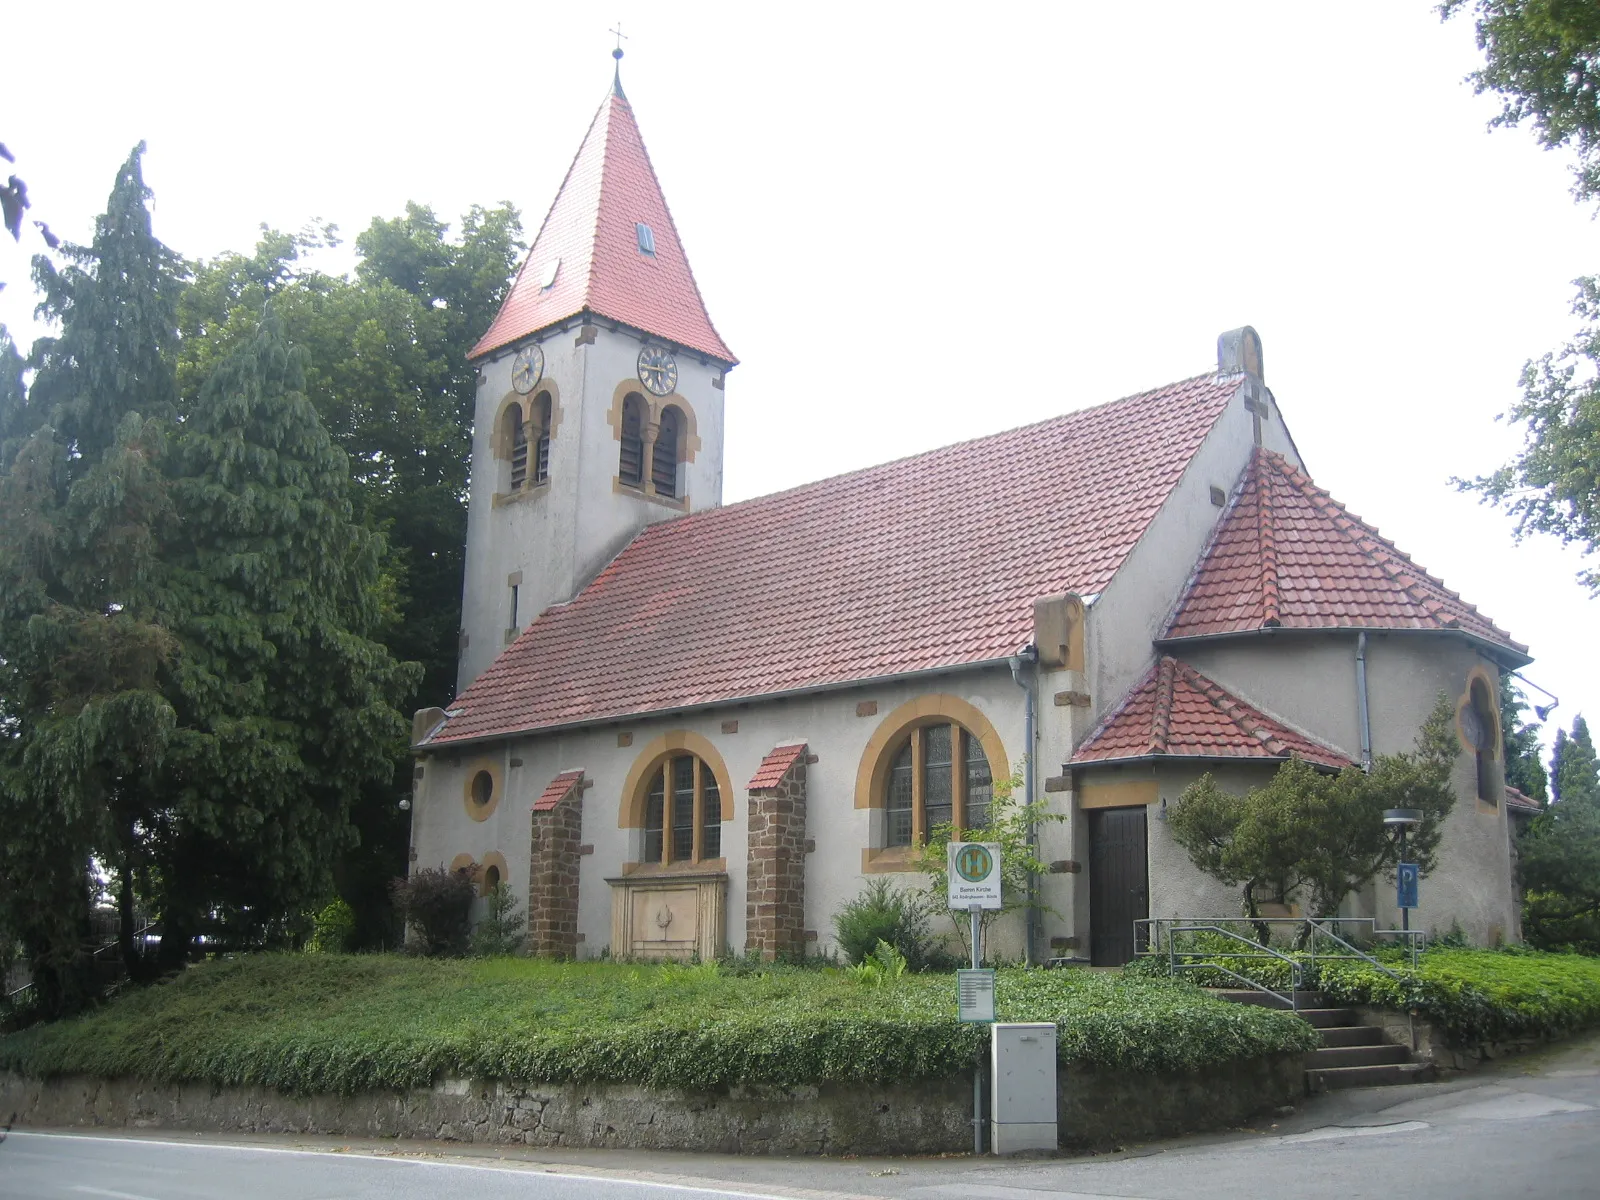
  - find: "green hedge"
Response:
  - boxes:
[0,954,1315,1094]
[1145,944,1600,1049]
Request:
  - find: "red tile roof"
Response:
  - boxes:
[533,769,585,812]
[470,85,735,364]
[1505,786,1543,815]
[1162,449,1526,659]
[749,744,807,791]
[425,372,1242,745]
[1072,656,1353,770]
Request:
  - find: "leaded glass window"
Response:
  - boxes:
[639,752,725,865]
[882,722,995,847]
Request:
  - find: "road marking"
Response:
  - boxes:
[5,1131,886,1200]
[71,1188,162,1200]
[1272,1120,1430,1144]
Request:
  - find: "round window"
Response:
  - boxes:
[483,864,501,890]
[470,770,493,807]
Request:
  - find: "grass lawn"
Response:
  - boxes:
[0,955,1317,1095]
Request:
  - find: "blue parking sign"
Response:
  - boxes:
[1397,862,1419,910]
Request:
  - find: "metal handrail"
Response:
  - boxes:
[1139,916,1425,957]
[1305,919,1405,979]
[1167,923,1304,1010]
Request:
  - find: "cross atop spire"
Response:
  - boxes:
[610,22,628,97]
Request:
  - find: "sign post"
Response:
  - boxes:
[950,842,1001,1155]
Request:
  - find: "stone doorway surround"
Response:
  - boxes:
[607,872,727,960]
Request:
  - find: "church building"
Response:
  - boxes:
[407,68,1531,965]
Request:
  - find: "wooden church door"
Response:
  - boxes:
[1088,807,1149,966]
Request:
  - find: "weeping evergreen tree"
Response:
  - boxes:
[1,148,415,1007]
[148,308,416,962]
[0,145,185,1012]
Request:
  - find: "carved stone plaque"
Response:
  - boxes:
[607,872,727,961]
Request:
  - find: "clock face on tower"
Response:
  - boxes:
[637,345,678,397]
[511,345,544,395]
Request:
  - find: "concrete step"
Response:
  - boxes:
[1209,989,1327,1009]
[1317,1025,1387,1048]
[1306,1044,1413,1068]
[1296,1007,1360,1029]
[1306,1062,1437,1092]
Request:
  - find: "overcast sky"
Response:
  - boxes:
[4,2,1595,761]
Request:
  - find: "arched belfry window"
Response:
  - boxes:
[505,405,528,491]
[653,405,682,497]
[534,391,552,485]
[620,393,647,486]
[642,753,723,864]
[885,722,993,847]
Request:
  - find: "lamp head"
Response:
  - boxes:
[1383,808,1423,828]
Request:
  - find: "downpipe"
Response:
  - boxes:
[1355,632,1373,771]
[1009,644,1040,967]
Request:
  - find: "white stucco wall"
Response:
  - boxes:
[1146,633,1519,945]
[411,668,1028,961]
[457,328,727,692]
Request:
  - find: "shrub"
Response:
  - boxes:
[0,954,1317,1094]
[390,867,475,957]
[309,898,359,954]
[1141,944,1600,1049]
[470,883,526,957]
[832,878,929,967]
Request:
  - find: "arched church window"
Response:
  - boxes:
[533,391,552,485]
[1466,676,1501,804]
[884,722,993,847]
[505,405,528,491]
[642,753,723,864]
[620,393,646,486]
[653,405,682,497]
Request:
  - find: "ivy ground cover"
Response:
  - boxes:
[1156,944,1600,1049]
[0,955,1315,1095]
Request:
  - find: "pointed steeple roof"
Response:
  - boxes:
[1162,449,1528,662]
[1071,656,1353,770]
[470,85,735,364]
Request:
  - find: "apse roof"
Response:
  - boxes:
[1162,449,1527,663]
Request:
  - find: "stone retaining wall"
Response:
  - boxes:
[1354,1005,1551,1072]
[1,1054,1302,1156]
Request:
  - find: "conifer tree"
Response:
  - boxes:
[0,146,186,1011]
[1500,675,1549,802]
[148,308,417,962]
[26,144,183,468]
[1520,715,1600,947]
[1554,716,1599,806]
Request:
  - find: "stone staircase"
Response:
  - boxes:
[1213,989,1435,1092]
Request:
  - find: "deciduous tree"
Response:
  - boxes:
[1442,1,1600,203]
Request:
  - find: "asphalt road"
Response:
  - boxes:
[4,1031,1599,1200]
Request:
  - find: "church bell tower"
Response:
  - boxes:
[456,59,737,693]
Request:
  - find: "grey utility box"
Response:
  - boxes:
[990,1022,1058,1154]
